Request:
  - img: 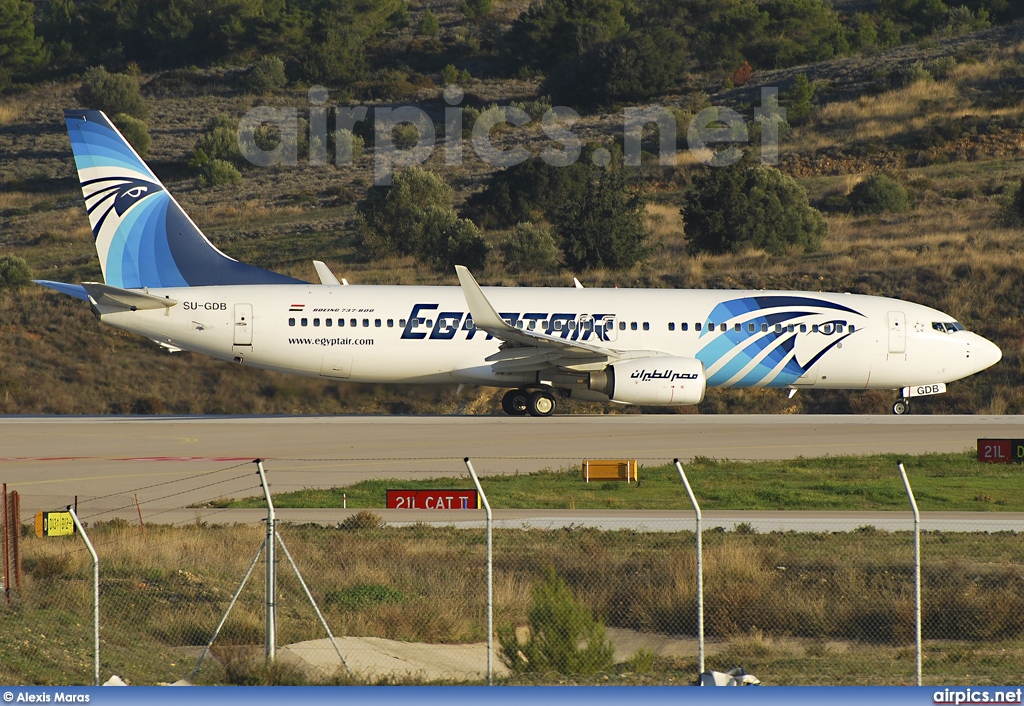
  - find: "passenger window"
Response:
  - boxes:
[619,321,626,330]
[775,324,783,333]
[568,320,576,330]
[736,324,742,332]
[720,323,727,332]
[338,318,345,327]
[643,322,649,331]
[681,323,688,331]
[326,319,332,327]
[363,318,370,327]
[761,323,768,333]
[799,324,806,332]
[631,322,638,331]
[313,318,320,327]
[375,319,381,327]
[668,322,675,331]
[528,320,536,330]
[788,324,795,332]
[350,318,357,327]
[708,322,715,330]
[836,324,844,333]
[289,318,295,326]
[301,318,308,326]
[748,323,755,332]
[516,321,524,329]
[554,320,563,330]
[399,319,406,327]
[812,324,819,333]
[849,324,856,333]
[387,319,394,327]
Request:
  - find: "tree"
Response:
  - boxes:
[465,157,591,230]
[847,174,911,215]
[500,223,560,274]
[554,166,647,270]
[0,0,48,89]
[502,0,630,73]
[78,66,149,119]
[358,167,455,258]
[498,567,614,676]
[418,208,489,271]
[681,154,827,255]
[544,28,687,109]
[783,73,815,125]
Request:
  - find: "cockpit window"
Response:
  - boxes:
[932,321,965,333]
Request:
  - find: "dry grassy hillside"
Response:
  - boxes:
[1,21,1023,415]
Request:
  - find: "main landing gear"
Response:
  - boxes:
[501,388,556,417]
[892,397,911,415]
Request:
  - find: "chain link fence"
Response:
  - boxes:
[2,459,1023,686]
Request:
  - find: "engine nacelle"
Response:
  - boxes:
[589,356,706,406]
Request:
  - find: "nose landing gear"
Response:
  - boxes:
[892,397,911,415]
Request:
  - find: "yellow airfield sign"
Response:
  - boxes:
[35,511,75,538]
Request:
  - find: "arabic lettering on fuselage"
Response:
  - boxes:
[630,369,700,382]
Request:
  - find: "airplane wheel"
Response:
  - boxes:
[527,390,556,417]
[501,389,529,416]
[892,398,910,415]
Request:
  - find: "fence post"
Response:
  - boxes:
[674,459,704,675]
[67,506,100,686]
[464,458,493,685]
[3,483,8,606]
[898,461,922,686]
[255,459,276,664]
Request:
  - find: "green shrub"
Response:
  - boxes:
[554,164,647,270]
[77,66,148,119]
[193,115,242,164]
[243,56,287,94]
[112,113,150,156]
[500,222,560,274]
[391,122,421,150]
[418,9,440,36]
[924,55,958,80]
[847,174,911,215]
[440,64,458,85]
[888,61,932,89]
[335,129,364,164]
[498,567,614,676]
[338,510,383,530]
[681,153,827,255]
[324,583,404,610]
[195,158,242,188]
[358,167,454,258]
[0,254,32,290]
[460,0,492,20]
[466,157,592,230]
[418,207,489,272]
[783,73,815,125]
[997,178,1024,228]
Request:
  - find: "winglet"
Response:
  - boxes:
[455,265,513,334]
[313,260,342,286]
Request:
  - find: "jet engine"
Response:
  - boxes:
[588,356,706,405]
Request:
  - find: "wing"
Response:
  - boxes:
[455,266,663,374]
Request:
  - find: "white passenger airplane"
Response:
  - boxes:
[36,110,1001,416]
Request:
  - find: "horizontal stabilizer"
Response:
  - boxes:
[34,280,90,301]
[82,282,178,311]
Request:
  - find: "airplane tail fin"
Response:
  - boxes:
[64,109,303,288]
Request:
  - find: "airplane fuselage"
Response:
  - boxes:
[99,283,1000,396]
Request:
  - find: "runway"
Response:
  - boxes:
[0,415,1020,527]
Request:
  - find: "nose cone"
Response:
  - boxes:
[973,334,1002,373]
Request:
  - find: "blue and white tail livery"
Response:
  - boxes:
[36,109,1001,416]
[64,110,301,288]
